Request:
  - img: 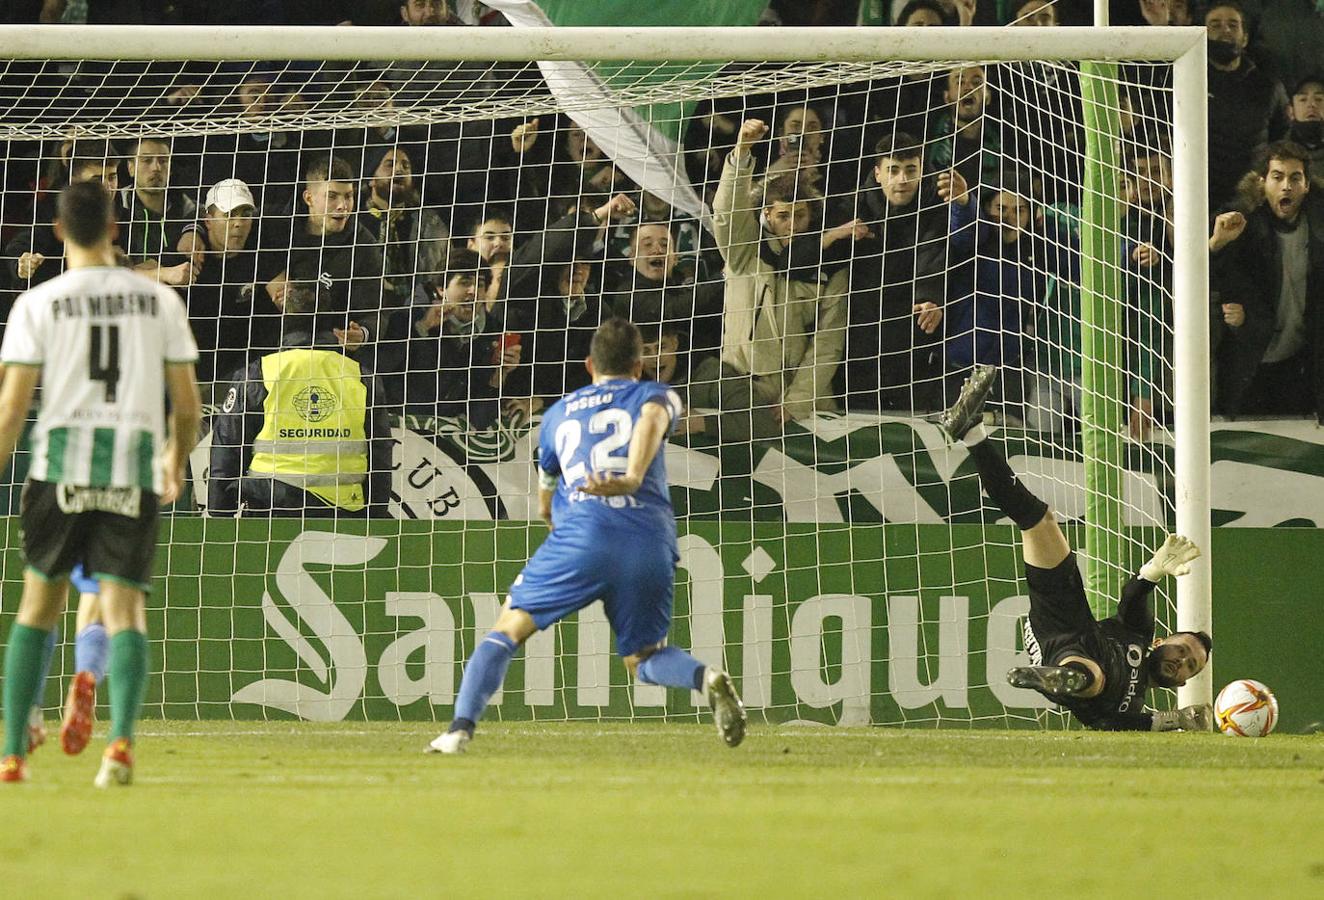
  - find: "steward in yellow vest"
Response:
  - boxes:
[208,301,391,517]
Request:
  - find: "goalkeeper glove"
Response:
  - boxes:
[1150,703,1214,732]
[1139,534,1200,583]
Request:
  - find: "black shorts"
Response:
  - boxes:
[19,480,160,591]
[1024,552,1094,666]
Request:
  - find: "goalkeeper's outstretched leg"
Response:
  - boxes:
[940,366,1101,700]
[940,365,1071,572]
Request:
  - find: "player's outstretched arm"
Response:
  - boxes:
[162,362,203,506]
[0,365,39,476]
[1139,534,1200,582]
[1117,534,1201,630]
[580,402,671,498]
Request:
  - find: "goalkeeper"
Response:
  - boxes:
[940,366,1213,731]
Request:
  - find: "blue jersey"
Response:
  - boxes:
[537,378,683,547]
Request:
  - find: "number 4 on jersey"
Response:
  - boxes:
[88,324,121,402]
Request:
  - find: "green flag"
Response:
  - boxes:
[486,0,768,223]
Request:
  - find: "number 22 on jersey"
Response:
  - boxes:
[554,408,633,485]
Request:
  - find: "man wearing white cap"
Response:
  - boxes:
[176,178,261,392]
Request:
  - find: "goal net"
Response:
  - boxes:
[0,25,1210,726]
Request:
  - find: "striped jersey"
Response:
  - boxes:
[0,266,198,494]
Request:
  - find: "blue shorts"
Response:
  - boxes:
[70,563,99,596]
[508,527,678,658]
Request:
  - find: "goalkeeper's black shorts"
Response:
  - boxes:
[19,480,159,592]
[1023,551,1094,662]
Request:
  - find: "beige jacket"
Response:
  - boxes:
[711,153,848,419]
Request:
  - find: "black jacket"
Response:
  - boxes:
[4,192,86,289]
[835,179,954,405]
[400,310,506,428]
[1208,60,1290,208]
[178,222,262,385]
[256,212,393,368]
[208,328,393,516]
[601,265,725,359]
[1211,192,1324,419]
[116,187,195,264]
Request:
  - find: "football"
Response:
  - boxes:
[1214,679,1280,737]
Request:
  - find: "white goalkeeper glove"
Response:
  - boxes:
[1139,534,1200,583]
[1150,703,1213,732]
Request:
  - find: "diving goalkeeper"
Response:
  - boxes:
[940,366,1213,732]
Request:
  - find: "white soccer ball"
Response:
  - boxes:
[1214,679,1279,737]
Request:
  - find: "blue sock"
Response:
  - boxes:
[451,632,519,731]
[30,627,59,714]
[637,646,707,691]
[75,623,110,683]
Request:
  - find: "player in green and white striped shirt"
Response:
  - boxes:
[0,180,201,786]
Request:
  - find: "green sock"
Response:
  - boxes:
[108,630,150,744]
[4,624,51,758]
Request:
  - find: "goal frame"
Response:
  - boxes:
[0,23,1213,710]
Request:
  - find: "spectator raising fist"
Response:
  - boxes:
[735,119,768,158]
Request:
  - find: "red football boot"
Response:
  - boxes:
[0,755,27,783]
[60,671,97,756]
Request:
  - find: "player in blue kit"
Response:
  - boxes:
[426,319,746,754]
[20,565,108,757]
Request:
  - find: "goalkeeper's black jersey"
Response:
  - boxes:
[1024,558,1159,731]
[1053,608,1155,730]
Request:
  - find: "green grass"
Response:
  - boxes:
[8,722,1324,898]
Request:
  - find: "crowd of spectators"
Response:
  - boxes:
[1,0,1323,481]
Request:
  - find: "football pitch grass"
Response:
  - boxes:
[8,721,1323,898]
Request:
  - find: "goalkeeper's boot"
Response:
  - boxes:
[939,364,998,441]
[60,670,97,756]
[27,707,47,756]
[704,669,747,749]
[0,755,27,784]
[93,738,133,788]
[1007,665,1090,697]
[425,726,472,755]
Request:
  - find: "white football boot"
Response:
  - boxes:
[704,669,747,748]
[425,730,471,754]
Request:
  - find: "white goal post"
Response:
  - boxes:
[0,23,1213,717]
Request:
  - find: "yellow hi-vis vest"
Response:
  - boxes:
[247,348,370,512]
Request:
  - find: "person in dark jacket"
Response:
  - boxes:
[208,287,393,518]
[602,220,724,358]
[944,168,1043,414]
[257,155,392,362]
[116,136,198,287]
[358,143,451,309]
[926,65,1004,197]
[1286,73,1324,174]
[1205,2,1291,209]
[499,193,636,418]
[1210,141,1324,421]
[400,250,519,428]
[4,139,119,292]
[502,260,606,418]
[836,131,966,412]
[175,178,261,395]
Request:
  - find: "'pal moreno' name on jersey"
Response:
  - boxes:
[50,292,160,319]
